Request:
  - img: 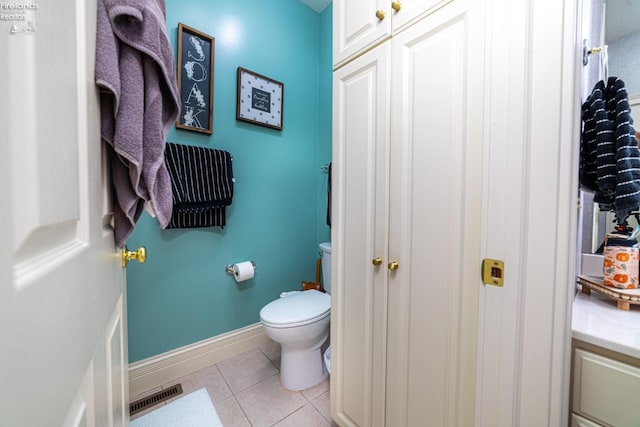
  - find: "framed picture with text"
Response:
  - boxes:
[176,23,214,134]
[236,67,284,130]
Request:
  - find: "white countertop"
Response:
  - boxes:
[572,290,640,359]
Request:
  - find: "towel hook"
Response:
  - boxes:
[583,38,605,66]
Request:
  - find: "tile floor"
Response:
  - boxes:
[130,340,337,427]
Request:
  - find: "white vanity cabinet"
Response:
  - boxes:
[571,341,640,427]
[331,1,484,425]
[332,0,453,68]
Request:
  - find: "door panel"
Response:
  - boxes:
[0,1,127,426]
[391,0,453,33]
[333,0,391,69]
[331,42,391,427]
[387,2,483,425]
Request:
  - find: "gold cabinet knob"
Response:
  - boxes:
[376,9,385,20]
[121,246,146,268]
[388,261,399,271]
[391,1,402,12]
[372,257,383,266]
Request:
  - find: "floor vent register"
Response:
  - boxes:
[129,384,183,416]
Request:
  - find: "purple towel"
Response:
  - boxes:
[95,0,180,248]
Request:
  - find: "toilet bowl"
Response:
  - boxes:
[259,242,332,391]
[260,290,330,390]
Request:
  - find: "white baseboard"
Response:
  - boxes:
[128,323,270,397]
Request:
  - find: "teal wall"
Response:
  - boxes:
[126,0,332,363]
[317,4,333,243]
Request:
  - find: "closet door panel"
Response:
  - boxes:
[391,0,454,34]
[331,42,391,427]
[386,2,483,425]
[333,0,391,69]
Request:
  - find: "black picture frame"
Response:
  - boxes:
[176,23,214,134]
[236,67,284,130]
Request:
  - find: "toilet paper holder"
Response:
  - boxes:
[225,261,257,276]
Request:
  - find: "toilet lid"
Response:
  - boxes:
[260,290,330,328]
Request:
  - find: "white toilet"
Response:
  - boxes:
[260,242,332,391]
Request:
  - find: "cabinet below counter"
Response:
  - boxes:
[572,290,640,359]
[571,291,640,426]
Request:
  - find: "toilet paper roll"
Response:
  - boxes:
[233,261,255,282]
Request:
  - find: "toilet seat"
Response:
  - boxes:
[260,290,330,328]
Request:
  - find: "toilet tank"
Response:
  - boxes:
[319,242,331,294]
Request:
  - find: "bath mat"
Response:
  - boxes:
[130,388,222,427]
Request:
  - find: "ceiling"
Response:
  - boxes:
[299,0,331,13]
[606,0,640,42]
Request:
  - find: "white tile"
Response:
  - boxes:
[311,390,331,423]
[143,346,336,425]
[172,364,232,403]
[235,374,307,427]
[273,404,330,427]
[214,396,251,427]
[259,339,282,369]
[301,378,329,401]
[218,348,279,394]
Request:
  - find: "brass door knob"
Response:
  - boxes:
[122,246,146,268]
[391,1,402,12]
[388,261,399,271]
[376,9,385,20]
[372,257,383,266]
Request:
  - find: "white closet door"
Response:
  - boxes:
[333,0,391,69]
[390,0,453,33]
[331,42,391,427]
[0,1,128,426]
[386,1,484,425]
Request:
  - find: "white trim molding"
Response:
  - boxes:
[128,323,270,397]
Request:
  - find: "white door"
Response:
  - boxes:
[386,1,484,425]
[0,1,129,427]
[333,0,391,69]
[390,0,453,33]
[331,41,391,427]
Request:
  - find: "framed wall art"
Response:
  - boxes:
[176,23,214,134]
[236,67,284,130]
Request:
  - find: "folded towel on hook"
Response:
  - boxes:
[164,143,234,228]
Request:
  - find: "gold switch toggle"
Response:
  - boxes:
[482,258,504,287]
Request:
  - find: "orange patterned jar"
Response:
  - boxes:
[603,234,639,289]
